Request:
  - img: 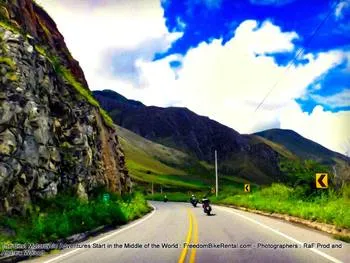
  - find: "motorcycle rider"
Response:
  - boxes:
[202,196,212,215]
[191,194,196,202]
[202,196,210,206]
[190,194,198,207]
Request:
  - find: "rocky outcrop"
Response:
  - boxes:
[0,0,88,87]
[0,1,131,215]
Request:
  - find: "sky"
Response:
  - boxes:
[37,0,350,155]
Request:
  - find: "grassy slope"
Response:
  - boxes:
[250,135,297,160]
[115,125,211,190]
[209,184,350,229]
[254,129,350,182]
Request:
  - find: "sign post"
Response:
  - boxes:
[215,150,218,197]
[103,193,110,203]
[316,173,328,189]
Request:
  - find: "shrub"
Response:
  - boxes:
[0,192,150,244]
[260,183,292,200]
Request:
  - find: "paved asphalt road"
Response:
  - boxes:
[26,201,349,263]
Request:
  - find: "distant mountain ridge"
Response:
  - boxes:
[94,90,249,162]
[255,129,349,164]
[93,89,350,184]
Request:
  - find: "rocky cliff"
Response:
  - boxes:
[0,0,131,215]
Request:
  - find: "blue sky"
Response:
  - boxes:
[39,0,349,154]
[158,0,350,113]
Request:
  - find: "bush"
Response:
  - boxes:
[0,192,150,244]
[211,182,350,229]
[260,183,292,200]
[342,184,350,200]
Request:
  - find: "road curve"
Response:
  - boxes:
[25,201,349,263]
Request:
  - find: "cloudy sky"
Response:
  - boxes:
[37,0,350,155]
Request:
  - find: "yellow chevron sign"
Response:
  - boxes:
[244,184,250,192]
[316,173,328,189]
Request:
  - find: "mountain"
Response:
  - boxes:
[114,125,214,190]
[94,90,252,161]
[114,124,258,192]
[93,90,284,184]
[93,89,350,184]
[255,129,350,183]
[255,129,348,164]
[0,1,130,215]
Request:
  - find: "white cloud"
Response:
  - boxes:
[176,16,187,31]
[233,20,298,54]
[36,0,182,92]
[280,102,350,155]
[311,89,350,108]
[133,20,349,154]
[335,0,350,20]
[36,1,349,155]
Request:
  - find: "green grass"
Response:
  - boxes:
[119,135,186,176]
[116,125,190,171]
[0,56,17,82]
[56,63,114,128]
[117,128,212,191]
[0,20,21,35]
[5,72,17,81]
[0,192,150,245]
[251,135,297,160]
[210,183,350,229]
[36,51,115,128]
[0,57,16,70]
[333,235,350,243]
[34,44,48,57]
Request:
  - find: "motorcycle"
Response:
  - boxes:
[202,198,212,215]
[190,198,198,207]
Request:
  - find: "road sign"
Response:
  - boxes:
[316,173,328,188]
[244,184,250,192]
[103,193,110,202]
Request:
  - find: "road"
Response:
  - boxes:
[26,201,349,263]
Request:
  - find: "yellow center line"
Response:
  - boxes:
[178,209,193,263]
[189,210,198,263]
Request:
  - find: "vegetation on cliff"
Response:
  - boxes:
[0,0,131,225]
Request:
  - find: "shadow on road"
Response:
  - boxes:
[203,213,216,216]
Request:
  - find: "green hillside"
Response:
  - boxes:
[115,125,213,191]
[115,125,269,193]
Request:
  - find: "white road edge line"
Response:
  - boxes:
[214,206,343,263]
[43,203,157,263]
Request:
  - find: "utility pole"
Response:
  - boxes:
[215,150,218,197]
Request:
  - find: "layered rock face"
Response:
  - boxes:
[0,0,130,215]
